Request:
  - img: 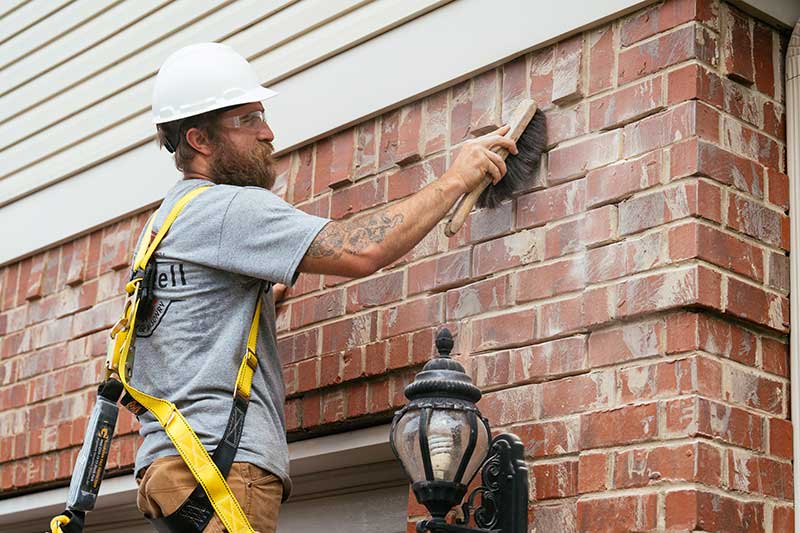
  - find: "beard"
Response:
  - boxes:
[208,137,276,190]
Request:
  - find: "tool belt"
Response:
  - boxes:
[105,185,260,533]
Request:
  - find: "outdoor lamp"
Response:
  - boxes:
[390,328,528,533]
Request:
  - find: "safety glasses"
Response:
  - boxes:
[219,110,268,130]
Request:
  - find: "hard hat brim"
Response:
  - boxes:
[152,85,278,124]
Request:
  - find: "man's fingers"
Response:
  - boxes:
[485,149,507,179]
[476,132,518,155]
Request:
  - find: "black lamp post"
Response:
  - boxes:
[389,329,528,533]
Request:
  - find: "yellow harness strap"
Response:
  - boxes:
[106,185,258,533]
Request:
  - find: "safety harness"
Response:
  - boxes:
[51,185,260,533]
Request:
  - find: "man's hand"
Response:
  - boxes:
[444,125,518,194]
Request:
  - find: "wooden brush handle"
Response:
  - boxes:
[444,99,539,237]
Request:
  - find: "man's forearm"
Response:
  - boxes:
[306,173,465,270]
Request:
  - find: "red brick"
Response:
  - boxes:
[544,206,616,259]
[422,92,448,156]
[672,139,764,198]
[694,397,764,450]
[515,418,580,458]
[516,179,585,229]
[578,452,607,493]
[502,55,528,123]
[617,265,721,318]
[23,255,45,301]
[721,4,754,85]
[446,275,508,321]
[1,263,19,310]
[762,337,789,377]
[448,197,515,247]
[318,352,341,388]
[727,192,787,249]
[341,347,363,382]
[345,382,368,418]
[721,116,781,168]
[667,63,724,107]
[330,175,385,219]
[552,34,583,104]
[665,490,764,533]
[290,290,344,329]
[728,449,792,499]
[581,403,657,448]
[380,295,442,338]
[320,313,377,355]
[619,355,721,404]
[289,145,314,204]
[515,256,585,303]
[547,130,621,184]
[277,328,318,365]
[588,319,662,367]
[586,150,661,208]
[386,156,446,202]
[668,221,764,281]
[345,271,403,313]
[315,129,355,192]
[722,364,785,415]
[773,505,794,532]
[533,460,578,500]
[478,384,538,426]
[353,119,377,179]
[544,103,586,147]
[473,229,541,277]
[509,335,587,383]
[408,250,471,295]
[537,293,584,339]
[368,378,391,413]
[768,251,790,294]
[726,276,788,332]
[471,350,509,388]
[530,46,554,109]
[614,442,721,489]
[752,23,775,97]
[451,71,500,144]
[767,168,789,210]
[577,494,657,533]
[762,99,785,141]
[588,24,614,95]
[620,0,715,46]
[470,307,535,353]
[619,180,721,235]
[590,77,663,131]
[618,25,718,85]
[302,394,320,427]
[99,220,133,273]
[769,418,793,460]
[624,100,718,158]
[541,372,612,418]
[321,390,345,424]
[665,313,757,366]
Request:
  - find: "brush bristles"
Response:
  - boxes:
[478,109,547,209]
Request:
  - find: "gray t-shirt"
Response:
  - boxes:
[130,178,329,498]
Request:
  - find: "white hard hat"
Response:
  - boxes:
[152,42,277,124]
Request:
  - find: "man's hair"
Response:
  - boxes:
[155,105,236,171]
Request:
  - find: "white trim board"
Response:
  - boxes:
[1,0,798,266]
[0,424,397,527]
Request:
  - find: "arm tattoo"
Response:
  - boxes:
[307,212,404,259]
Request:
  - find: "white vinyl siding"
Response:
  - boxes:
[0,0,797,265]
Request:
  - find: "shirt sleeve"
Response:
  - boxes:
[215,186,330,286]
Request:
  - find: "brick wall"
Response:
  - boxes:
[0,0,792,531]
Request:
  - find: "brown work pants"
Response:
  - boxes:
[136,455,282,532]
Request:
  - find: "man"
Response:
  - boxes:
[133,42,516,532]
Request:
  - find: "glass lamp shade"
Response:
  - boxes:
[392,405,490,486]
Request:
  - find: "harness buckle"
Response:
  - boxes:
[245,349,258,371]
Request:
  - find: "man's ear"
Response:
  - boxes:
[185,127,213,156]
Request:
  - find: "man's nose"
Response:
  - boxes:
[257,122,274,142]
